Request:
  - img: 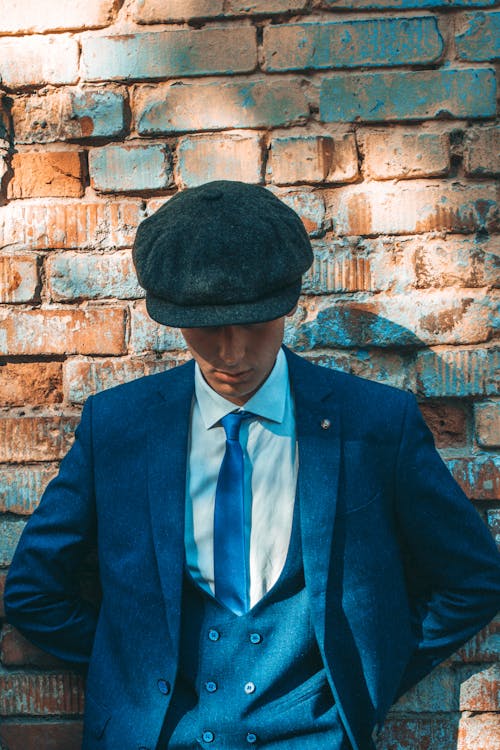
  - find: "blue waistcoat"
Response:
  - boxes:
[161,503,351,749]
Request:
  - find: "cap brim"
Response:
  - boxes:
[145,281,301,328]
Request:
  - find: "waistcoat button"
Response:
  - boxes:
[205,681,218,693]
[246,733,257,744]
[202,731,215,743]
[249,633,262,644]
[208,629,220,642]
[157,679,171,695]
[244,681,256,694]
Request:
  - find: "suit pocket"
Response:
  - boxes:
[338,489,381,516]
[84,692,111,740]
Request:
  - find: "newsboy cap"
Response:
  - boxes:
[132,180,313,328]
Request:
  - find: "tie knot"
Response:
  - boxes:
[220,411,253,441]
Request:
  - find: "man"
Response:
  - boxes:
[4,181,500,750]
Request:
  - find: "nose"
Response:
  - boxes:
[217,326,245,367]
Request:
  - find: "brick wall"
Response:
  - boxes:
[0,1,498,748]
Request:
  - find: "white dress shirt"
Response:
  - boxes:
[185,348,298,608]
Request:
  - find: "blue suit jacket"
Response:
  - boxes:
[4,348,500,750]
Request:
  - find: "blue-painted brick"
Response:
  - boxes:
[12,88,126,144]
[263,17,442,72]
[456,11,500,61]
[130,302,187,353]
[82,27,256,81]
[47,251,143,301]
[0,519,26,566]
[136,79,309,134]
[0,466,57,515]
[288,290,495,349]
[320,68,496,122]
[89,144,173,193]
[324,0,496,7]
[416,347,499,397]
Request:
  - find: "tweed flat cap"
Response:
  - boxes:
[132,180,313,328]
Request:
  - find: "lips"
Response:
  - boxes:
[214,369,251,383]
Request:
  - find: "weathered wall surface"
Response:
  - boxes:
[0,0,498,748]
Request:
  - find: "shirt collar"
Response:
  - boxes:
[194,347,289,430]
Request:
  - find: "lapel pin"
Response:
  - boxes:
[320,418,331,430]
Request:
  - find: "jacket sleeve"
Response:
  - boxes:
[3,397,98,667]
[394,394,500,699]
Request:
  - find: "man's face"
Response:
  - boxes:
[181,317,287,405]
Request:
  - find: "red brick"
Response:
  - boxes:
[0,519,26,566]
[268,188,325,236]
[64,355,188,403]
[0,0,119,33]
[0,672,84,716]
[445,455,500,501]
[1,625,65,668]
[0,255,39,303]
[0,721,83,750]
[0,363,63,407]
[458,664,499,711]
[82,27,257,81]
[177,133,263,188]
[377,713,459,750]
[414,236,499,289]
[0,415,78,462]
[268,134,358,185]
[12,88,126,144]
[457,713,500,750]
[0,200,144,250]
[464,126,500,176]
[455,617,500,663]
[360,129,450,180]
[419,402,467,449]
[475,401,500,448]
[0,308,127,356]
[392,665,457,712]
[8,152,85,199]
[0,36,79,89]
[326,181,498,236]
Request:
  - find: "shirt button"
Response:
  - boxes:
[205,681,218,693]
[157,679,170,695]
[249,633,262,644]
[208,629,220,642]
[246,733,257,744]
[244,681,256,694]
[202,731,215,743]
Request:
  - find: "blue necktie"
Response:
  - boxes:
[214,411,253,615]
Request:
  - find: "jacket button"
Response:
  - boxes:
[205,681,218,693]
[202,730,215,743]
[320,418,331,430]
[244,681,256,694]
[208,629,220,642]
[246,733,257,744]
[157,679,171,695]
[249,633,262,644]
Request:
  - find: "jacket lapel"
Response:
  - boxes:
[146,360,195,651]
[285,347,341,649]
